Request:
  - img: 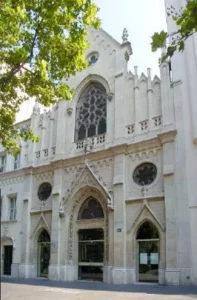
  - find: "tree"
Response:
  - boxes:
[0,0,100,154]
[151,0,197,61]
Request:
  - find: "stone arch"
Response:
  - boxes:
[78,197,104,220]
[1,235,15,276]
[67,186,109,266]
[29,224,51,277]
[1,235,15,248]
[127,212,165,284]
[133,217,163,241]
[73,74,111,104]
[37,228,50,242]
[75,80,107,141]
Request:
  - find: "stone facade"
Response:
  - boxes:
[1,5,197,285]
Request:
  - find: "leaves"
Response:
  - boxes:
[151,0,197,61]
[0,0,100,154]
[151,31,168,52]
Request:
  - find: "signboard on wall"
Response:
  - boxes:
[150,253,158,265]
[140,253,148,264]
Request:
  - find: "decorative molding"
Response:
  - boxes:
[127,202,165,234]
[90,158,113,168]
[1,225,16,248]
[73,74,111,103]
[0,176,24,187]
[125,195,164,204]
[107,92,114,101]
[30,209,52,215]
[67,107,73,116]
[128,148,161,162]
[30,212,51,238]
[62,163,113,212]
[68,187,109,263]
[65,165,84,175]
[158,129,177,144]
[34,172,53,182]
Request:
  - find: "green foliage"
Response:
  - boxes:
[0,0,100,154]
[151,0,197,62]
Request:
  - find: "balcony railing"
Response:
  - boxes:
[76,134,106,150]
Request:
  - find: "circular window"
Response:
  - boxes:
[88,52,99,66]
[133,163,157,186]
[38,182,52,201]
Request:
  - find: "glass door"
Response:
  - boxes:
[78,229,104,281]
[138,240,159,282]
[38,242,50,277]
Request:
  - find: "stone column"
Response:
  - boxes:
[159,131,179,285]
[48,167,63,281]
[19,169,36,278]
[160,59,174,126]
[147,68,153,131]
[55,101,66,161]
[114,73,126,141]
[112,153,128,284]
[28,104,40,166]
[134,66,140,135]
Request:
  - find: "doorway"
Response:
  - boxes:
[37,230,50,277]
[3,245,13,275]
[78,228,104,281]
[137,221,159,283]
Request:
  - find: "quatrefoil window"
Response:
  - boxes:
[75,83,107,141]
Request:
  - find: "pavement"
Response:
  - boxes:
[1,277,197,300]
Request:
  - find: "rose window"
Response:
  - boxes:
[133,163,157,186]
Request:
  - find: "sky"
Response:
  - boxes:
[16,0,167,122]
[95,0,167,76]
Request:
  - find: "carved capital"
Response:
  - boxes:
[67,107,73,116]
[107,92,114,101]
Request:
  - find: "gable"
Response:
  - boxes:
[62,163,113,209]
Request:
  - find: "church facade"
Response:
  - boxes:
[1,1,197,286]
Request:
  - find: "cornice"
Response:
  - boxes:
[158,129,177,144]
[0,129,177,179]
[30,209,52,215]
[126,195,164,204]
[0,169,25,181]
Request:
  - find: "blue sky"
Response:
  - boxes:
[96,0,167,76]
[17,0,167,122]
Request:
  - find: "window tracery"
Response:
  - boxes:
[76,83,107,141]
[78,197,104,220]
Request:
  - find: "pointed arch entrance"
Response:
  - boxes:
[77,197,104,281]
[136,221,159,283]
[37,229,50,277]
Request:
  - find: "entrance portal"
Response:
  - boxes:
[78,228,104,281]
[4,245,13,275]
[137,221,159,283]
[37,230,50,277]
[77,197,104,281]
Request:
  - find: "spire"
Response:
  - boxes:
[122,28,129,44]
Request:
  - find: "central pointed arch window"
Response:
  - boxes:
[78,197,104,220]
[75,83,107,141]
